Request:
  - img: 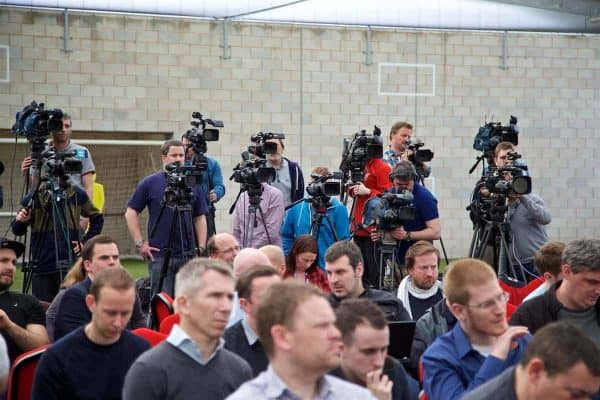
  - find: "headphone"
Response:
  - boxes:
[389,161,418,182]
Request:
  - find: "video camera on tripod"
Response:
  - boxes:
[339,126,383,203]
[12,101,64,162]
[183,112,222,172]
[303,172,343,210]
[406,139,434,180]
[364,191,416,239]
[470,115,519,174]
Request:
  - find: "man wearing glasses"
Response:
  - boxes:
[207,233,241,266]
[422,258,531,400]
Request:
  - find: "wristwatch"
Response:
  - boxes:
[405,232,412,242]
[134,239,145,249]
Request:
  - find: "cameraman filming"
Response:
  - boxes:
[281,166,350,269]
[370,161,441,270]
[265,137,305,206]
[488,142,551,276]
[124,140,208,298]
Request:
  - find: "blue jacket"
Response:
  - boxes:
[281,197,350,269]
[199,156,225,203]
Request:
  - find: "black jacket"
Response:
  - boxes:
[510,280,600,333]
[329,288,411,322]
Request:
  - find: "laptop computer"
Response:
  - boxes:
[387,321,417,360]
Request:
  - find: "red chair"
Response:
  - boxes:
[150,292,174,330]
[418,358,428,400]
[498,277,544,306]
[7,344,50,400]
[159,313,180,335]
[506,302,517,320]
[133,328,168,347]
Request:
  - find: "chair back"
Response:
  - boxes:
[132,328,168,347]
[159,313,180,335]
[7,344,50,400]
[150,292,174,330]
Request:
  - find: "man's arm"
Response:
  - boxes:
[280,208,296,256]
[193,215,208,252]
[209,159,226,201]
[125,207,158,261]
[333,203,351,241]
[519,194,551,225]
[390,218,441,242]
[0,309,48,351]
[81,172,94,200]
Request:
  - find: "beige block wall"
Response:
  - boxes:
[1,8,599,256]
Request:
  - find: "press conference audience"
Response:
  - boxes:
[283,235,331,293]
[207,233,240,266]
[224,265,281,376]
[510,238,600,348]
[325,240,410,322]
[226,281,375,399]
[32,268,150,400]
[259,245,287,276]
[331,299,413,400]
[422,258,531,400]
[396,241,443,320]
[123,258,252,400]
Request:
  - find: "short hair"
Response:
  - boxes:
[324,240,363,271]
[494,141,515,157]
[175,258,233,298]
[520,321,600,377]
[443,258,496,305]
[335,299,387,345]
[405,241,440,271]
[161,139,184,156]
[80,235,118,263]
[256,281,323,357]
[62,113,71,121]
[390,160,417,181]
[259,245,286,268]
[389,121,413,140]
[236,265,279,300]
[89,268,134,301]
[206,234,219,256]
[562,239,600,273]
[285,235,319,275]
[311,166,330,177]
[534,241,565,277]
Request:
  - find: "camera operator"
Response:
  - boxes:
[349,154,392,288]
[21,113,94,199]
[489,143,550,276]
[265,137,305,206]
[181,134,225,237]
[370,161,441,269]
[281,166,350,269]
[383,121,431,177]
[124,140,208,298]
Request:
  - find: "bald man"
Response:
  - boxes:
[259,245,286,276]
[228,248,272,327]
[207,233,241,266]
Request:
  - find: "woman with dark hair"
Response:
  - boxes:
[284,235,331,293]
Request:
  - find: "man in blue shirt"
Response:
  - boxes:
[370,161,441,267]
[124,139,208,298]
[422,258,531,400]
[281,166,350,269]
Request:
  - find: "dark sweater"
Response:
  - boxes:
[31,327,150,400]
[329,288,411,322]
[54,277,146,341]
[122,341,253,400]
[223,320,269,376]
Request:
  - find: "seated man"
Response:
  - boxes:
[281,166,350,269]
[123,259,253,400]
[462,322,600,400]
[227,281,374,399]
[259,245,287,276]
[0,238,48,362]
[423,258,530,400]
[53,235,145,341]
[224,265,281,376]
[32,268,150,399]
[331,299,413,400]
[510,238,600,348]
[521,241,565,303]
[325,240,410,322]
[207,233,240,266]
[397,241,443,320]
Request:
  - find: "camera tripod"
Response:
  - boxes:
[308,197,340,244]
[376,234,402,292]
[468,217,527,282]
[21,177,81,295]
[230,184,271,248]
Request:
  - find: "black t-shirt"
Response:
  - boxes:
[0,291,46,361]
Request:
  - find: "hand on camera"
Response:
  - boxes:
[21,157,32,174]
[15,208,31,223]
[349,182,371,197]
[390,227,408,241]
[370,230,381,242]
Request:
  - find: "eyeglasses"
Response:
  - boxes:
[467,292,509,310]
[215,246,240,254]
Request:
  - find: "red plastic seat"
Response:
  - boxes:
[150,292,174,330]
[159,313,180,335]
[499,277,544,306]
[7,344,50,400]
[132,328,168,347]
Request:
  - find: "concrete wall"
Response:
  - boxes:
[1,8,599,256]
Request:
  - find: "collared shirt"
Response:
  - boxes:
[383,147,405,168]
[227,291,246,328]
[241,317,259,346]
[226,365,376,400]
[422,323,530,400]
[167,324,225,366]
